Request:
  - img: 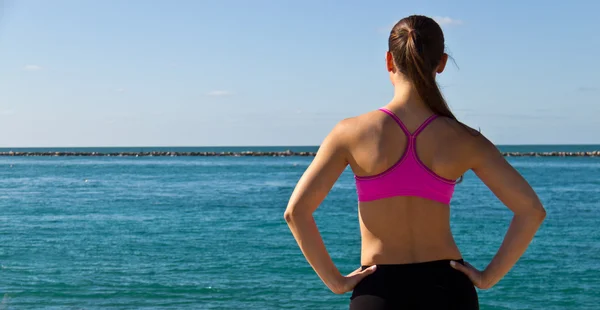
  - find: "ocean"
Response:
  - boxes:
[1,145,599,309]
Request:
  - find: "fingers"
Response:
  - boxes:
[450,260,470,276]
[451,261,483,288]
[464,261,476,270]
[347,266,364,277]
[360,265,377,275]
[353,266,377,284]
[347,265,376,279]
[351,265,377,280]
[341,266,377,293]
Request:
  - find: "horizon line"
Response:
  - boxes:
[1,143,600,149]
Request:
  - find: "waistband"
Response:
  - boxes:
[361,259,464,271]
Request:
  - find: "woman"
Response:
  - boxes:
[284,15,546,309]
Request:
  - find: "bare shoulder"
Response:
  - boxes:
[328,110,385,142]
[435,117,500,168]
[440,119,546,216]
[458,123,501,168]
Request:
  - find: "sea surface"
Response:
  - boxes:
[1,145,599,309]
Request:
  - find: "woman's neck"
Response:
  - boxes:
[387,79,430,114]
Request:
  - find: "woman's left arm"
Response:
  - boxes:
[284,120,375,294]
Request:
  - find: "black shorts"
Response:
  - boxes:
[350,259,479,310]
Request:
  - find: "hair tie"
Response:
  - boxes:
[407,28,415,40]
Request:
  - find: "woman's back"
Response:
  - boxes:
[343,105,478,265]
[284,14,545,309]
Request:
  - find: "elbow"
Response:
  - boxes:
[283,205,310,223]
[537,206,547,222]
[283,206,298,223]
[517,202,546,223]
[283,209,294,223]
[531,202,546,222]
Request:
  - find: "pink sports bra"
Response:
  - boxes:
[354,108,456,205]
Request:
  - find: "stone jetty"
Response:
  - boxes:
[0,150,599,157]
[0,150,315,157]
[502,151,600,157]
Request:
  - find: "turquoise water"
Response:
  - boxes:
[1,146,599,309]
[0,146,320,154]
[1,144,599,154]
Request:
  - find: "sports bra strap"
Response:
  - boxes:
[379,108,438,137]
[378,108,410,136]
[412,114,438,136]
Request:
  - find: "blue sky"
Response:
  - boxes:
[0,0,598,147]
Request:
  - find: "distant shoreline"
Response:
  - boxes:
[1,150,599,157]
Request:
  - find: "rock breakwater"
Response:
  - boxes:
[1,150,599,157]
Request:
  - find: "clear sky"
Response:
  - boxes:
[0,0,598,147]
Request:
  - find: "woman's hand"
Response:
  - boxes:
[331,265,377,294]
[450,260,493,290]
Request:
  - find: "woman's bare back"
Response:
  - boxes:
[344,107,480,265]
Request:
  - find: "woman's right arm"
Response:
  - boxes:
[452,135,546,289]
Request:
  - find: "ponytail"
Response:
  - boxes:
[389,15,458,121]
[390,15,473,183]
